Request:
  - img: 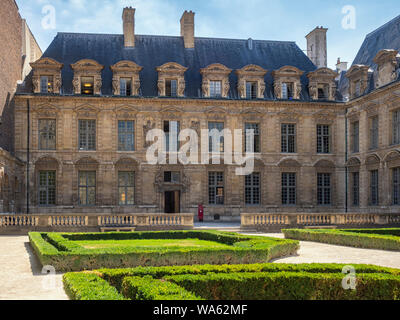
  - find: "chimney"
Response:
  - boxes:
[335,57,348,80]
[180,11,195,49]
[306,26,328,68]
[123,7,135,47]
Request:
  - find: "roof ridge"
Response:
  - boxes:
[56,32,296,44]
[366,14,400,38]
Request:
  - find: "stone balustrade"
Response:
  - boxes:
[241,213,400,232]
[0,213,194,234]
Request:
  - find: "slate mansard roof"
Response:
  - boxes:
[339,14,400,97]
[34,32,319,100]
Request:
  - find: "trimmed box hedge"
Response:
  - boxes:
[283,228,400,251]
[30,230,299,272]
[63,263,400,300]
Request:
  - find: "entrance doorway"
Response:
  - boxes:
[164,191,180,213]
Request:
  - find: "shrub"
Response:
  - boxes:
[63,263,400,301]
[283,229,400,251]
[121,276,202,300]
[30,231,299,272]
[63,272,126,300]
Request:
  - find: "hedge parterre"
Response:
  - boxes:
[29,230,299,272]
[63,263,400,300]
[283,228,400,251]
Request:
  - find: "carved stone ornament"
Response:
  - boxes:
[156,62,188,97]
[143,120,156,148]
[30,57,64,94]
[110,60,143,96]
[235,65,268,99]
[200,63,232,98]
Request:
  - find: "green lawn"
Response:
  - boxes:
[74,239,232,250]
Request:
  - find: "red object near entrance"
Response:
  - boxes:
[198,204,204,222]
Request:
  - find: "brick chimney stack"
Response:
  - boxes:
[123,7,136,48]
[306,26,328,68]
[180,11,195,49]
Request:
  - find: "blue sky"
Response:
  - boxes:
[16,0,400,69]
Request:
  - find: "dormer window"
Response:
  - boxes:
[81,77,94,95]
[246,82,258,99]
[345,65,369,100]
[272,66,303,100]
[120,78,132,96]
[71,59,104,96]
[201,64,232,98]
[165,79,178,97]
[318,84,330,100]
[111,61,142,97]
[235,65,267,100]
[156,62,187,97]
[355,81,361,97]
[210,81,222,98]
[307,68,337,101]
[282,82,294,99]
[40,76,53,93]
[30,57,63,94]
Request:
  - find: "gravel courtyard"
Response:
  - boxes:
[1,233,400,300]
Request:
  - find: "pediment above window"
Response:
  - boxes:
[31,58,63,94]
[111,61,142,97]
[71,59,104,95]
[272,66,304,100]
[307,68,337,101]
[156,62,187,97]
[235,65,267,99]
[74,104,100,117]
[71,59,104,72]
[200,64,232,98]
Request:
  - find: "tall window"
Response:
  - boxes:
[38,171,56,206]
[120,78,132,96]
[79,120,96,151]
[352,121,359,153]
[370,170,379,206]
[81,77,94,95]
[118,171,135,206]
[317,125,331,154]
[317,173,331,206]
[39,119,56,150]
[209,81,222,98]
[245,123,260,153]
[209,172,224,205]
[245,173,260,205]
[164,121,180,152]
[352,172,360,206]
[40,76,53,93]
[246,82,257,99]
[317,84,329,100]
[281,82,294,99]
[209,122,224,153]
[355,81,361,97]
[281,124,296,153]
[393,110,400,145]
[370,116,379,150]
[393,168,400,206]
[118,120,135,151]
[78,171,96,206]
[165,80,177,97]
[282,173,296,205]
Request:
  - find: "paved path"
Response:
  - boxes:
[1,231,400,299]
[244,233,400,269]
[0,236,68,300]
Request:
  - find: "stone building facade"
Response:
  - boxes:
[10,8,400,221]
[0,0,41,213]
